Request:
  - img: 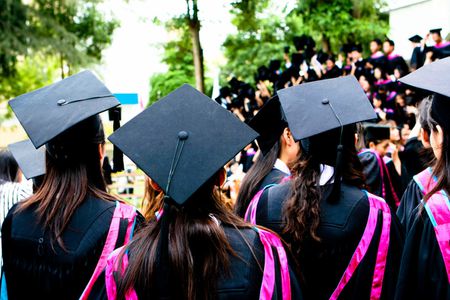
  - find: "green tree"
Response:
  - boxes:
[148,17,211,105]
[0,0,118,107]
[286,0,389,54]
[221,0,287,84]
[222,0,389,83]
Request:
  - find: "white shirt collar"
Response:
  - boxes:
[319,164,335,186]
[274,159,291,175]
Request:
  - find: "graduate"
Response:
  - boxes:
[97,84,302,299]
[254,76,403,299]
[429,28,450,59]
[235,96,299,222]
[368,38,387,69]
[8,139,46,192]
[383,39,409,76]
[409,34,425,71]
[1,71,143,299]
[396,57,450,299]
[358,124,401,210]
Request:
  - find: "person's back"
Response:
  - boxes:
[2,71,140,299]
[2,196,115,299]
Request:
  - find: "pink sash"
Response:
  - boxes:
[244,176,290,224]
[423,192,450,283]
[330,192,391,300]
[104,227,292,300]
[413,167,436,195]
[80,201,137,300]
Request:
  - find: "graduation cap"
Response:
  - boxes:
[278,76,376,198]
[430,28,442,34]
[248,96,288,156]
[9,70,119,149]
[109,84,258,206]
[399,57,450,132]
[351,44,363,53]
[8,140,46,180]
[363,123,390,144]
[291,53,304,68]
[409,34,423,43]
[256,66,270,82]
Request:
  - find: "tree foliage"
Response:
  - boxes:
[222,0,389,84]
[0,0,118,105]
[148,16,211,105]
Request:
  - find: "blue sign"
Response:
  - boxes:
[114,93,139,105]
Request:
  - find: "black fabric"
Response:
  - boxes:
[1,196,141,300]
[400,137,433,180]
[397,180,423,230]
[8,139,45,180]
[8,70,119,148]
[256,181,404,300]
[385,159,408,200]
[359,151,399,210]
[257,168,288,192]
[410,47,425,69]
[395,205,450,299]
[105,226,304,300]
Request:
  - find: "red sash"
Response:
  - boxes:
[423,191,450,283]
[330,192,391,299]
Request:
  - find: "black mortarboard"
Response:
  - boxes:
[278,76,376,199]
[399,57,450,133]
[363,123,390,143]
[409,34,423,43]
[430,28,442,34]
[8,140,46,180]
[351,44,363,53]
[278,76,376,141]
[248,96,288,156]
[109,84,258,206]
[9,70,120,148]
[257,66,270,82]
[291,53,304,67]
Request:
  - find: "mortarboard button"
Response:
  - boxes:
[322,98,329,105]
[57,99,67,106]
[178,131,189,140]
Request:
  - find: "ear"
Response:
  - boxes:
[369,141,376,149]
[217,167,227,187]
[98,143,105,162]
[420,128,430,143]
[282,127,293,146]
[149,177,163,192]
[436,125,444,146]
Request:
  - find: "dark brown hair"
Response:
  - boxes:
[16,118,116,250]
[235,140,280,217]
[424,95,450,200]
[115,171,258,300]
[282,125,365,256]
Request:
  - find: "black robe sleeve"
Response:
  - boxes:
[396,180,423,231]
[395,206,450,300]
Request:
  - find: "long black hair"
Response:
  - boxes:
[235,140,280,217]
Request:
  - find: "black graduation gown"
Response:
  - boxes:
[258,168,289,192]
[410,47,424,70]
[89,225,304,300]
[256,182,404,300]
[396,205,450,299]
[1,196,143,300]
[396,180,423,230]
[386,55,408,75]
[359,151,400,210]
[399,137,433,181]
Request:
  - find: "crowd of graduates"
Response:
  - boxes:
[220,28,450,203]
[0,28,450,300]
